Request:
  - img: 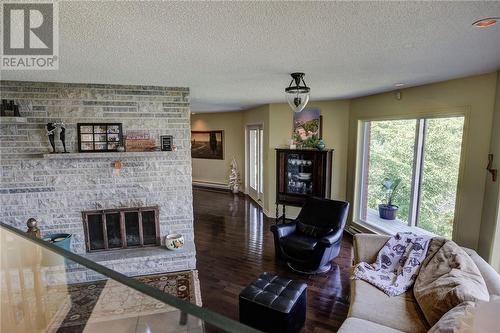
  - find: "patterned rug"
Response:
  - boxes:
[46,270,202,332]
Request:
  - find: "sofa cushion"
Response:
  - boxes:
[338,318,404,333]
[349,279,429,333]
[281,233,318,252]
[463,247,500,296]
[353,234,391,264]
[428,301,475,333]
[414,240,489,326]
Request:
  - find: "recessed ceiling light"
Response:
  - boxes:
[394,83,405,87]
[472,18,498,28]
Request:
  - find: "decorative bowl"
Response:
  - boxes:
[165,233,184,250]
[298,173,312,180]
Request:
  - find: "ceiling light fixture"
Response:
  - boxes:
[285,73,310,113]
[472,18,498,28]
[394,83,405,87]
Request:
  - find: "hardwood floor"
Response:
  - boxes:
[193,188,353,332]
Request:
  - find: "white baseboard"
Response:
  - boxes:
[192,180,229,190]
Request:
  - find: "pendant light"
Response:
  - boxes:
[285,72,310,113]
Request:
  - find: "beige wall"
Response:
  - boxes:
[267,101,350,218]
[191,112,244,187]
[479,71,500,272]
[347,73,498,250]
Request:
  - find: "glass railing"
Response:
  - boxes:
[0,222,261,333]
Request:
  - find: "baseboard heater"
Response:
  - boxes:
[192,181,230,190]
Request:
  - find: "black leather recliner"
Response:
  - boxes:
[271,197,349,274]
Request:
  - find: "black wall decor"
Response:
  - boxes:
[160,135,173,151]
[77,123,123,153]
[0,100,21,117]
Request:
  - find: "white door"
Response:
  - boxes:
[247,125,264,204]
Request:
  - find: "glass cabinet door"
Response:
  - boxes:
[286,153,314,195]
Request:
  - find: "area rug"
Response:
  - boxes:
[45,270,202,332]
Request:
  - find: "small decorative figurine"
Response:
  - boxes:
[59,122,68,153]
[0,100,21,117]
[47,122,69,153]
[47,122,57,153]
[26,218,41,238]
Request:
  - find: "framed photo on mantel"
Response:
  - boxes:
[77,123,123,152]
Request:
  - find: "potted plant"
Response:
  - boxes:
[378,177,401,220]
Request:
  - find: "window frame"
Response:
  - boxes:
[353,112,468,238]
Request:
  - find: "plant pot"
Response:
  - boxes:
[164,233,184,250]
[43,233,72,251]
[378,204,399,220]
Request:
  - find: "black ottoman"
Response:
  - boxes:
[239,272,307,333]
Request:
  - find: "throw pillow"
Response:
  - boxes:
[296,221,333,238]
[413,240,489,326]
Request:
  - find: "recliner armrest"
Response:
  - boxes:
[319,228,343,247]
[270,222,297,238]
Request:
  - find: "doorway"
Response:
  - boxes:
[246,125,264,205]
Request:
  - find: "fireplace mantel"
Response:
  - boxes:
[42,151,176,159]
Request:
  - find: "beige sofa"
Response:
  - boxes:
[338,234,500,333]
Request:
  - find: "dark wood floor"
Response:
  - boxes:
[193,188,353,333]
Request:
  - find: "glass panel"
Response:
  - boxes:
[0,223,250,333]
[418,117,464,238]
[142,211,157,245]
[249,129,257,190]
[364,119,416,224]
[286,153,313,195]
[125,212,141,246]
[105,213,122,248]
[259,129,264,194]
[87,214,104,250]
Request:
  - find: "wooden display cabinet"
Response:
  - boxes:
[275,148,333,221]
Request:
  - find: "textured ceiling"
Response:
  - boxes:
[2,1,500,112]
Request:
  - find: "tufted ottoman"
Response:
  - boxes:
[239,272,307,333]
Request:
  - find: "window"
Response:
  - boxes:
[356,116,464,238]
[83,207,159,252]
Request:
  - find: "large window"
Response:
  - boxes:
[356,116,464,238]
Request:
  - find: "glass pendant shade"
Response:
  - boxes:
[285,73,310,113]
[286,92,310,113]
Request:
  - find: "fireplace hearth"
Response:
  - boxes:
[83,206,160,252]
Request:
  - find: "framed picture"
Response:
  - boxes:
[292,108,322,148]
[77,123,123,153]
[191,131,223,159]
[160,135,173,151]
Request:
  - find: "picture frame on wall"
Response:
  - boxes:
[77,123,123,152]
[191,130,223,159]
[292,108,322,148]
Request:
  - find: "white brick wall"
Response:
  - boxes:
[0,81,195,277]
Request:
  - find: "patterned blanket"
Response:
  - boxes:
[353,232,433,296]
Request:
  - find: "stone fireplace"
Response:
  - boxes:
[0,81,195,279]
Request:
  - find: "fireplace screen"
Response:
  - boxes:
[82,207,159,252]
